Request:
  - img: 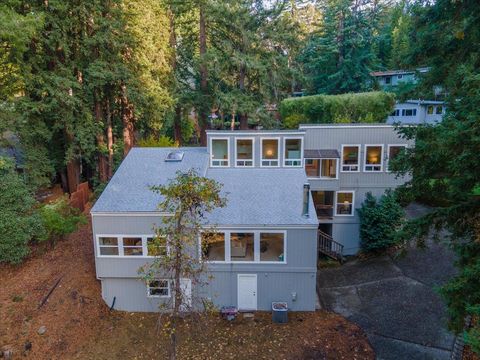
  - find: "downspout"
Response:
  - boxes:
[302,183,310,218]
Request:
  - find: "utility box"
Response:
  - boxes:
[272,302,288,324]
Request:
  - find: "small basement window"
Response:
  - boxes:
[98,237,119,256]
[147,280,170,297]
[165,151,184,162]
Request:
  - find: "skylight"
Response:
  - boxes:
[165,150,184,162]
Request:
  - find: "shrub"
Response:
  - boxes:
[279,91,395,128]
[358,190,405,253]
[39,196,86,244]
[137,135,176,147]
[0,157,45,264]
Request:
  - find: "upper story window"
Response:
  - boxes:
[147,236,168,257]
[235,138,254,167]
[284,138,302,167]
[98,237,119,256]
[402,108,417,116]
[391,109,400,117]
[97,235,167,257]
[436,105,443,114]
[336,191,354,216]
[261,138,279,167]
[341,145,360,172]
[122,237,143,256]
[305,159,338,179]
[387,145,407,172]
[385,76,391,84]
[211,138,229,167]
[427,105,434,114]
[364,145,383,172]
[201,232,225,262]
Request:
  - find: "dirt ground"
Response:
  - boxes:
[1,205,374,359]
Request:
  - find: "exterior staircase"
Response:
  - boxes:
[318,229,344,262]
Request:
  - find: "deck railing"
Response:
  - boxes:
[318,229,344,262]
[316,204,334,219]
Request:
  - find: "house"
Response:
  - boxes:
[387,100,446,125]
[91,124,413,312]
[91,130,319,312]
[370,67,429,89]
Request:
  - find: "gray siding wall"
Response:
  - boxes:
[303,125,413,254]
[93,215,317,311]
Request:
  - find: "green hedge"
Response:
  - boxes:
[279,91,396,128]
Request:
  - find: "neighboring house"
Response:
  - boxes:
[0,131,25,172]
[370,67,429,89]
[91,124,414,312]
[91,131,319,312]
[387,100,446,125]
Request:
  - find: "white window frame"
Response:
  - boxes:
[402,108,417,117]
[210,137,230,167]
[145,235,169,257]
[260,137,280,168]
[146,279,171,298]
[198,230,287,264]
[319,158,339,180]
[234,137,255,167]
[363,144,384,172]
[96,234,169,258]
[199,231,227,263]
[340,144,361,172]
[283,136,303,167]
[122,236,144,257]
[335,191,355,217]
[386,144,408,172]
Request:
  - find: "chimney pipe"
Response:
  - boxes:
[302,183,310,218]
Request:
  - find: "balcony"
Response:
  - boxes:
[311,190,335,220]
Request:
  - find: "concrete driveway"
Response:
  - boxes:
[317,241,458,360]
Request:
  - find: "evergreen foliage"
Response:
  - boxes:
[279,91,395,127]
[358,191,405,253]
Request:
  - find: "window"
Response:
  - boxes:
[235,138,254,167]
[391,109,400,117]
[385,76,391,84]
[201,232,225,261]
[402,108,417,116]
[397,74,403,79]
[98,237,119,255]
[122,237,143,256]
[320,159,337,179]
[230,233,254,261]
[147,280,170,297]
[436,106,443,114]
[364,145,383,172]
[336,192,354,216]
[211,138,229,167]
[305,159,319,177]
[387,145,407,172]
[427,105,434,114]
[341,145,360,172]
[260,233,285,262]
[261,138,279,166]
[147,236,167,257]
[284,138,302,166]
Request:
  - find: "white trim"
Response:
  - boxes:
[340,144,361,173]
[334,191,355,217]
[283,136,303,167]
[91,212,173,217]
[305,158,339,179]
[363,144,384,172]
[299,124,396,129]
[210,137,231,168]
[146,279,171,298]
[386,144,408,172]
[201,224,317,230]
[234,137,255,168]
[96,234,169,258]
[260,137,281,168]
[207,131,305,135]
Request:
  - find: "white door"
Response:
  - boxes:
[237,274,257,311]
[179,278,192,312]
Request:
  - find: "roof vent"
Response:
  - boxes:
[165,150,184,162]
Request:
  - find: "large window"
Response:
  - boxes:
[201,232,225,261]
[98,237,119,255]
[305,159,337,179]
[235,138,254,167]
[123,237,143,256]
[387,145,407,172]
[260,233,285,262]
[364,145,383,172]
[341,145,360,172]
[436,106,443,114]
[147,236,167,257]
[284,138,302,166]
[211,138,229,167]
[402,108,417,116]
[261,138,279,167]
[147,280,170,297]
[336,191,354,216]
[230,233,254,262]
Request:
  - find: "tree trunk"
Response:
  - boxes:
[121,83,135,156]
[64,130,80,194]
[174,106,182,145]
[94,95,108,183]
[239,113,248,130]
[199,5,208,146]
[106,99,113,179]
